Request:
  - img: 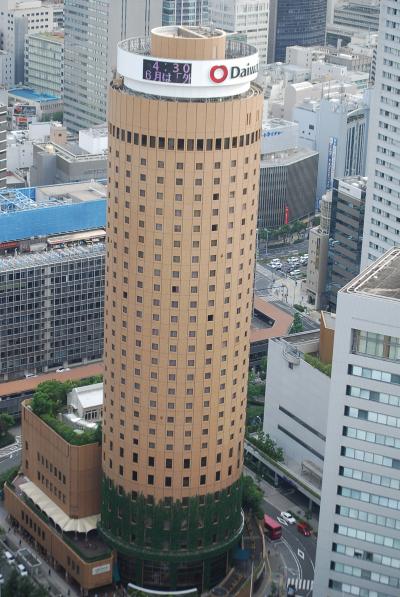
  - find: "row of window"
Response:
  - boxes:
[115,466,238,486]
[340,465,400,491]
[338,485,400,512]
[352,329,400,362]
[329,579,388,597]
[336,504,400,532]
[109,124,260,151]
[344,425,400,450]
[334,523,400,550]
[341,445,400,470]
[348,364,400,385]
[110,479,237,505]
[333,542,400,571]
[346,384,400,408]
[332,560,400,589]
[345,405,400,429]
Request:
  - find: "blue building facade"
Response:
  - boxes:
[0,185,106,243]
[273,0,327,62]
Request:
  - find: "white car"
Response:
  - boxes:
[4,550,15,565]
[280,511,296,524]
[270,262,282,269]
[56,367,71,373]
[290,269,301,277]
[16,563,28,576]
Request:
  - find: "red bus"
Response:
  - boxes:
[263,514,282,540]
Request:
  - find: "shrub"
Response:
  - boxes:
[247,431,284,462]
[31,377,103,445]
[304,353,332,377]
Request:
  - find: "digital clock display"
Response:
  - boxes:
[143,59,192,84]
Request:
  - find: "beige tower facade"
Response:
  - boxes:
[100,26,263,592]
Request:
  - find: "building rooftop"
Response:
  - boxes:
[27,30,64,43]
[0,242,105,273]
[0,181,107,243]
[153,25,225,39]
[250,297,293,343]
[68,383,103,410]
[261,145,318,166]
[34,139,107,160]
[0,361,103,400]
[9,88,61,103]
[344,247,400,301]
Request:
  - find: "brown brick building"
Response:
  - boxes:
[5,401,113,594]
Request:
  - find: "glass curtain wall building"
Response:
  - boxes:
[270,0,327,62]
[64,0,162,132]
[162,0,208,25]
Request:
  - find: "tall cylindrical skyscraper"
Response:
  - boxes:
[100,26,262,592]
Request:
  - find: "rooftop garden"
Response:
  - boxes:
[304,353,332,377]
[30,377,102,446]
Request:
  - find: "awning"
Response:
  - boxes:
[20,480,100,533]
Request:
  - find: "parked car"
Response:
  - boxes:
[16,563,28,576]
[280,511,296,524]
[56,367,71,373]
[297,522,312,536]
[4,550,15,565]
[290,269,301,277]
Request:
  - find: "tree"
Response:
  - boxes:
[0,413,14,436]
[248,431,284,462]
[242,475,264,518]
[290,312,303,334]
[259,356,268,380]
[3,569,19,597]
[3,572,48,597]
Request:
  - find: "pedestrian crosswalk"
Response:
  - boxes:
[287,577,314,592]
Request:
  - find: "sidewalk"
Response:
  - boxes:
[0,502,79,596]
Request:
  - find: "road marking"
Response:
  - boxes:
[297,548,305,560]
[287,578,314,592]
[281,537,301,578]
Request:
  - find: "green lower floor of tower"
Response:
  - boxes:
[99,475,244,592]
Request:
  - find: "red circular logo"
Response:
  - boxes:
[210,65,228,83]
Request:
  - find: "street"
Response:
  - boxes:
[0,428,22,475]
[254,264,320,331]
[263,499,316,596]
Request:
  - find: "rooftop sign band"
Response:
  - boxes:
[118,43,259,99]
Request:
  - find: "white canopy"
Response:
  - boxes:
[20,480,100,533]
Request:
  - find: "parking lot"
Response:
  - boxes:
[268,253,308,280]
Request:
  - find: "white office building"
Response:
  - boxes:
[63,0,163,132]
[0,0,58,85]
[208,0,269,72]
[263,323,334,499]
[361,0,400,268]
[294,93,370,201]
[314,247,400,596]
